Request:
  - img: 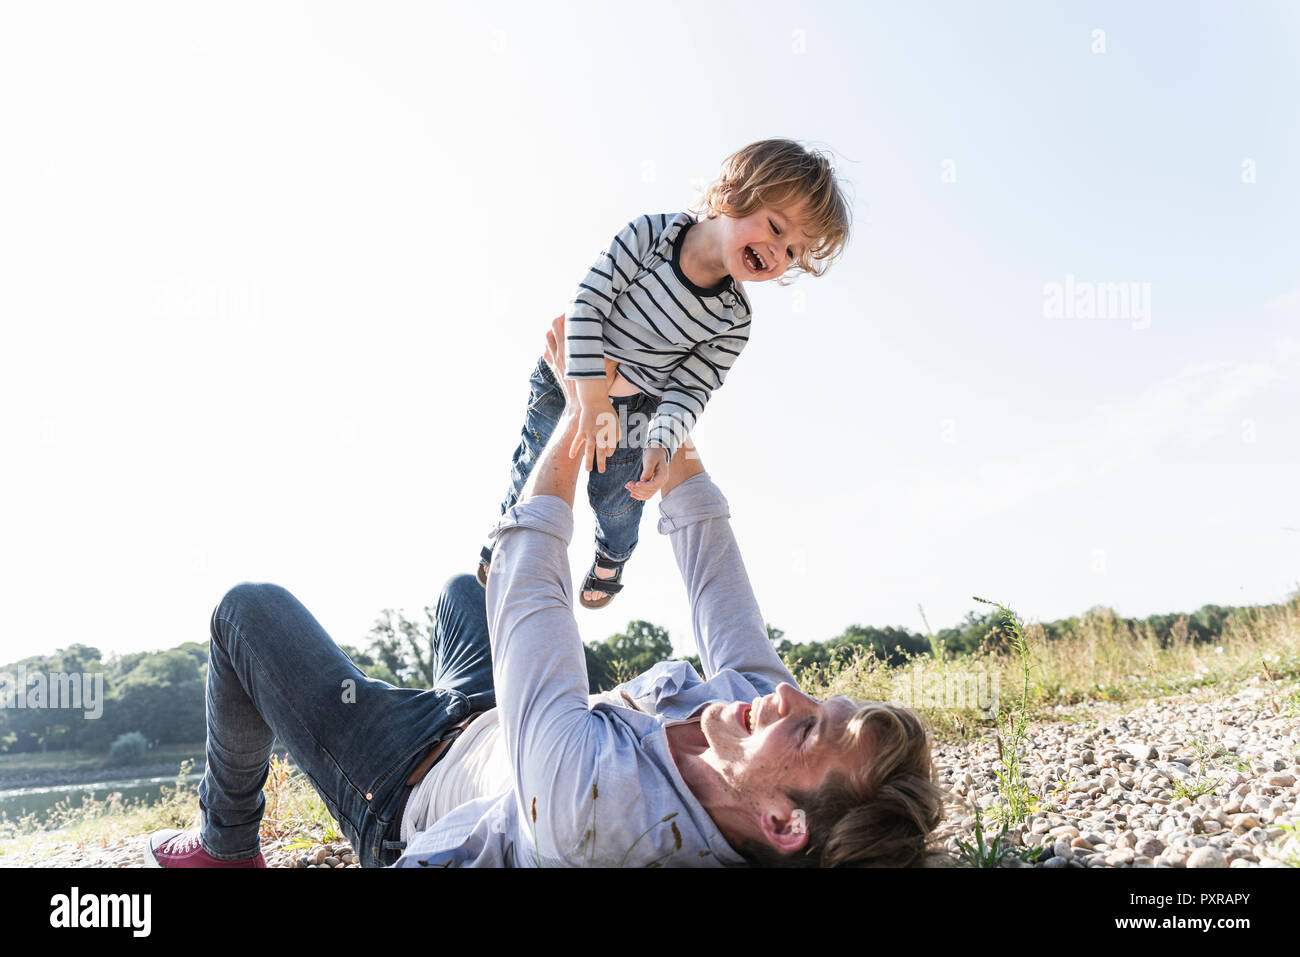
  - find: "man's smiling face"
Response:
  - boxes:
[722,195,816,282]
[697,682,865,828]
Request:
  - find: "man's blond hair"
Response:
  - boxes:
[694,138,852,284]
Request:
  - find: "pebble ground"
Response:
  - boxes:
[932,678,1300,867]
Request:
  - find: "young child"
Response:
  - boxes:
[479,138,851,607]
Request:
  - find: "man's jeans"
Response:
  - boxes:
[199,574,496,867]
[494,356,656,564]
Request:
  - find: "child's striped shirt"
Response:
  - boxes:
[564,212,752,459]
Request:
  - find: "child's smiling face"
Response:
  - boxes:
[724,195,816,282]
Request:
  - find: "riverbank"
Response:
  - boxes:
[0,759,207,793]
[1,753,337,867]
[6,833,355,868]
[0,743,207,792]
[5,676,1296,869]
[5,598,1298,868]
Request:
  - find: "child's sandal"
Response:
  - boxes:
[578,552,627,610]
[476,546,492,587]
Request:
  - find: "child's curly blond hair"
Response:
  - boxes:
[693,138,852,284]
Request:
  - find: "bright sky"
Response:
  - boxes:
[2,1,1297,667]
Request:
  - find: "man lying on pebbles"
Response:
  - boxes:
[145,317,943,869]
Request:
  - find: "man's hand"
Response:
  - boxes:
[519,316,584,509]
[550,317,626,473]
[625,445,669,501]
[568,387,619,473]
[543,315,578,407]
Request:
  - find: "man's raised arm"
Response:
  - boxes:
[483,318,601,859]
[656,439,796,689]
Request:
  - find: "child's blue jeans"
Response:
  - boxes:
[494,356,656,565]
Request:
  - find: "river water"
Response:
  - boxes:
[0,773,204,825]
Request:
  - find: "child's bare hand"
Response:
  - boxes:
[625,445,669,501]
[569,397,619,472]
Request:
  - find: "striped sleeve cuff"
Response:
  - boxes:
[647,409,698,460]
[565,316,607,377]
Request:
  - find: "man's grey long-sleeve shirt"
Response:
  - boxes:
[391,473,796,867]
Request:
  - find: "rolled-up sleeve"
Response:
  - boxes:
[657,474,796,688]
[485,497,604,860]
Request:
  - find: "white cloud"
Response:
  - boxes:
[1263,288,1300,315]
[906,352,1288,520]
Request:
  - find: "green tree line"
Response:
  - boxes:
[0,643,207,755]
[0,598,1278,754]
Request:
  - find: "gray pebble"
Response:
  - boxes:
[1187,846,1227,868]
[1135,837,1165,857]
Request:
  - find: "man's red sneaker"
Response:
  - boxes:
[146,829,267,868]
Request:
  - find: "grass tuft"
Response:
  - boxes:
[972,596,1038,828]
[953,805,1015,868]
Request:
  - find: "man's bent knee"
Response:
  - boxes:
[211,582,292,645]
[435,574,488,642]
[440,573,483,604]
